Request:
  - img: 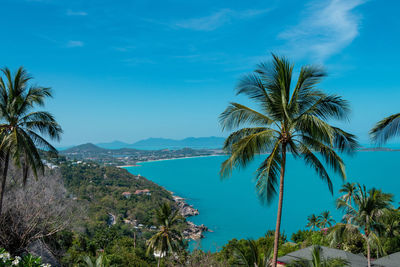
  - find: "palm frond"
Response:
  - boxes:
[289,65,326,113]
[17,86,52,115]
[370,113,400,144]
[219,103,275,131]
[255,140,282,204]
[235,73,271,110]
[298,142,333,194]
[21,111,62,141]
[332,127,359,153]
[220,128,277,177]
[294,114,334,145]
[300,135,346,181]
[254,54,293,121]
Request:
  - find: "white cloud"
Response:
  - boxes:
[66,40,84,47]
[279,0,366,62]
[66,9,88,16]
[175,8,270,31]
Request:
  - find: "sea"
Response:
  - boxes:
[125,151,400,252]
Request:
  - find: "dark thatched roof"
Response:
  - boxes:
[372,252,400,267]
[277,246,367,267]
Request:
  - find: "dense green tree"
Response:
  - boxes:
[336,184,393,267]
[370,113,400,144]
[146,203,184,267]
[106,237,151,267]
[233,239,272,267]
[219,54,357,266]
[378,209,400,238]
[291,230,312,244]
[217,232,286,266]
[0,67,62,214]
[374,209,400,256]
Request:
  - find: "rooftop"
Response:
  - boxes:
[372,252,400,267]
[134,189,150,195]
[277,246,367,267]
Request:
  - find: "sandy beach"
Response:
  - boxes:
[118,154,223,168]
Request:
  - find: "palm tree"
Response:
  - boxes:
[219,54,357,266]
[339,182,357,205]
[286,246,349,267]
[336,184,393,267]
[146,202,184,267]
[0,67,62,214]
[233,239,272,267]
[306,214,320,230]
[377,209,400,238]
[370,113,400,144]
[318,211,335,229]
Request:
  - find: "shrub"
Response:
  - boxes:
[0,248,50,267]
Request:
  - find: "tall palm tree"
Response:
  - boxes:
[219,54,357,266]
[339,182,357,205]
[318,211,335,229]
[370,113,400,144]
[0,67,62,214]
[233,239,272,267]
[336,184,393,267]
[306,214,320,231]
[146,202,184,267]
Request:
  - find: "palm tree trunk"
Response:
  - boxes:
[157,257,161,267]
[367,236,371,267]
[365,217,371,267]
[272,144,287,267]
[0,151,10,215]
[365,226,371,267]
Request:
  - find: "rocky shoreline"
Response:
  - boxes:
[170,192,211,240]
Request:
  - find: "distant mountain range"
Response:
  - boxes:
[95,136,225,150]
[96,140,131,149]
[59,136,225,151]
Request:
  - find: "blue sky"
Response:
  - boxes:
[1,0,399,146]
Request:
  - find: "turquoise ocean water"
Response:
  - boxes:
[125,152,400,252]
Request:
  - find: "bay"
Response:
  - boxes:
[126,152,400,252]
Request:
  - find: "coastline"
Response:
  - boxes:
[137,154,222,164]
[169,191,210,240]
[118,154,224,168]
[116,164,140,168]
[121,162,211,241]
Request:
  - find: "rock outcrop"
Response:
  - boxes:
[183,221,210,240]
[170,192,210,240]
[173,195,199,217]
